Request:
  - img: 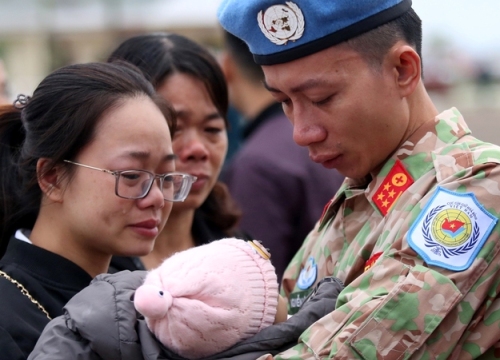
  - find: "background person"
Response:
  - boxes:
[0,61,192,359]
[0,59,9,104]
[108,32,248,272]
[219,0,500,358]
[220,30,344,282]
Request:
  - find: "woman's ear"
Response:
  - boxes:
[37,158,65,202]
[389,43,421,98]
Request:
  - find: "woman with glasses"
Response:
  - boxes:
[108,33,247,272]
[0,62,194,359]
[27,35,251,359]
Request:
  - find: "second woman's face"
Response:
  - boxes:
[157,73,228,211]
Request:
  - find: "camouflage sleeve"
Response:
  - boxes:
[276,161,500,359]
[280,228,316,298]
[275,263,466,359]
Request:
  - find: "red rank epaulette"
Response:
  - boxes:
[372,159,414,216]
[364,252,382,272]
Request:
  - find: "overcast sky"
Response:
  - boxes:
[412,0,500,58]
[0,0,498,59]
[206,0,500,59]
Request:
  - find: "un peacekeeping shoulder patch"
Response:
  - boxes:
[408,187,497,271]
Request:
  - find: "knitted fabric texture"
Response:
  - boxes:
[134,238,279,359]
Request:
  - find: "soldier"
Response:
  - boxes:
[219,0,500,358]
[220,30,344,283]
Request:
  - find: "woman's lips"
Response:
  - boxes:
[129,219,160,238]
[189,174,209,192]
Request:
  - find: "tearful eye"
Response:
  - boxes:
[313,95,333,106]
[205,127,223,134]
[121,172,142,181]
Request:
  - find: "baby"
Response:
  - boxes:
[134,238,288,359]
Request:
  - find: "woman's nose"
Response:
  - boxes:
[176,131,209,161]
[138,179,165,210]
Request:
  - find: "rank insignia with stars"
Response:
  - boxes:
[372,159,414,216]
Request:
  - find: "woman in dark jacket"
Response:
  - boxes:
[109,33,248,273]
[0,62,189,359]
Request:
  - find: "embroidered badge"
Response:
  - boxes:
[297,256,317,290]
[408,187,497,271]
[372,159,414,216]
[248,240,271,260]
[257,2,305,45]
[364,252,383,272]
[289,289,312,315]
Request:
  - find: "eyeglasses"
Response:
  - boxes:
[63,160,197,202]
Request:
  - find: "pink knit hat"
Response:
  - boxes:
[134,238,279,359]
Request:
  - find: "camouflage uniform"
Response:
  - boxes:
[278,108,500,359]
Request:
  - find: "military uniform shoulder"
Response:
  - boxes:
[432,135,500,182]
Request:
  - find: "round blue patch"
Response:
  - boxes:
[297,256,317,290]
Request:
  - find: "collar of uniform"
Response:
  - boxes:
[366,107,471,215]
[319,107,470,224]
[318,175,370,230]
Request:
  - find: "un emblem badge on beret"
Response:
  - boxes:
[257,2,305,45]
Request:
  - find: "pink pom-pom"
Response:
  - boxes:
[134,284,173,319]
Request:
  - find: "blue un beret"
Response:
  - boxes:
[218,0,412,65]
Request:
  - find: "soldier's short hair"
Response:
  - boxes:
[347,8,423,75]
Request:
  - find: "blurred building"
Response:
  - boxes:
[0,0,224,98]
[1,0,500,144]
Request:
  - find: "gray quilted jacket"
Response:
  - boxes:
[28,271,343,360]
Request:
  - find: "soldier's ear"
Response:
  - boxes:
[389,42,421,98]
